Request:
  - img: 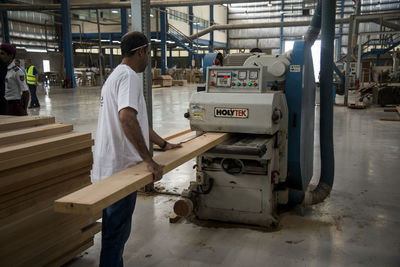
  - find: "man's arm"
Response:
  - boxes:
[149,128,182,150]
[119,107,163,181]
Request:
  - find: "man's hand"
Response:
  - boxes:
[146,160,164,182]
[164,142,182,151]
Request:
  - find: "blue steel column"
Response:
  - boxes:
[61,0,75,88]
[337,0,344,61]
[189,6,194,68]
[280,0,284,54]
[209,5,214,53]
[121,0,128,35]
[1,0,10,43]
[160,7,167,74]
[109,35,114,70]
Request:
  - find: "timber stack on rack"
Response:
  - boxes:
[0,115,101,267]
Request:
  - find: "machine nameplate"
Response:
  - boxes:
[214,107,249,118]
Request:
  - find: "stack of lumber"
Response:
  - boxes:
[0,115,100,267]
[172,80,187,86]
[153,75,173,87]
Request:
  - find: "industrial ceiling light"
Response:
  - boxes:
[267,1,272,7]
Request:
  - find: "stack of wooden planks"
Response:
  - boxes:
[0,115,101,267]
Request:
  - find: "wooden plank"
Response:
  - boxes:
[48,238,94,267]
[0,123,73,146]
[0,132,91,160]
[380,117,400,121]
[0,174,91,219]
[164,128,192,141]
[0,139,94,171]
[54,132,230,215]
[0,116,55,131]
[0,149,92,195]
[0,167,91,204]
[154,130,195,150]
[0,207,101,260]
[20,223,101,267]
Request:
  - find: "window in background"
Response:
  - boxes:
[43,60,50,72]
[285,40,321,82]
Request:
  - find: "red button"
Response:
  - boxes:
[242,83,246,86]
[232,82,235,86]
[254,83,257,86]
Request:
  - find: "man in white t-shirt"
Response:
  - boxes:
[91,31,181,267]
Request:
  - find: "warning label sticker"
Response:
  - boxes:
[214,107,249,118]
[289,65,301,72]
[191,105,204,120]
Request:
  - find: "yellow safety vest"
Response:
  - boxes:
[26,65,37,85]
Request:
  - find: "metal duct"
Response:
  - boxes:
[0,0,265,10]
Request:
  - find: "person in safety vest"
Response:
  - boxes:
[25,58,40,108]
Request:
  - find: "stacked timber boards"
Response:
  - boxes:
[0,115,101,267]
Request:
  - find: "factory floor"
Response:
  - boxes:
[28,84,400,267]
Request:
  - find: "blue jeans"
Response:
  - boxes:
[99,192,137,267]
[28,84,40,107]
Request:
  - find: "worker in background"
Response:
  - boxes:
[0,46,8,115]
[25,58,40,108]
[213,52,224,66]
[14,59,21,68]
[0,44,29,116]
[15,59,25,73]
[91,31,181,267]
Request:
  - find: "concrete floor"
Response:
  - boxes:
[29,84,400,266]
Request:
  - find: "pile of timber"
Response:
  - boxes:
[0,115,100,267]
[153,75,173,87]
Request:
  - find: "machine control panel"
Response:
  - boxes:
[206,66,267,93]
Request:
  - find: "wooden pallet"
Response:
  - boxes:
[380,106,400,121]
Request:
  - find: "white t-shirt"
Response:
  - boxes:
[5,60,29,100]
[91,64,149,183]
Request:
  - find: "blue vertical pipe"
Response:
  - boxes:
[61,0,75,88]
[189,6,194,68]
[280,0,284,54]
[376,54,381,66]
[109,34,114,70]
[337,0,344,61]
[121,0,128,35]
[160,7,167,74]
[209,5,214,53]
[1,0,10,43]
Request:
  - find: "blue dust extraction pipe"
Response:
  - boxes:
[290,0,335,205]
